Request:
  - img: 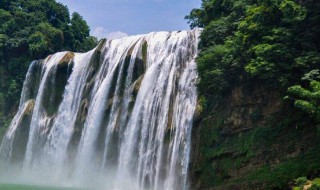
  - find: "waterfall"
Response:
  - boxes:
[0,29,200,190]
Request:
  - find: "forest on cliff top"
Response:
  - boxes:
[186,0,320,189]
[186,0,320,124]
[0,0,98,133]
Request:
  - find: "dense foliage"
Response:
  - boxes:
[0,0,97,131]
[186,0,320,115]
[186,0,320,188]
[287,79,320,123]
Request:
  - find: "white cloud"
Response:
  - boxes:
[107,31,129,40]
[91,26,128,40]
[91,27,108,39]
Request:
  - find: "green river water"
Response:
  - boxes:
[0,184,85,190]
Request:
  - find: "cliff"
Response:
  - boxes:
[191,84,320,190]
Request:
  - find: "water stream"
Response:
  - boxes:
[0,29,200,190]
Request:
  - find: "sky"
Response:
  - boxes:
[57,0,201,39]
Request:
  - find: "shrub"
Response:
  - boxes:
[310,184,320,190]
[294,177,308,187]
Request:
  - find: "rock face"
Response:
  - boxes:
[0,99,35,165]
[191,84,320,190]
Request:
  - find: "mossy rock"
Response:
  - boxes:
[24,99,35,115]
[133,75,144,98]
[42,56,72,117]
[142,41,148,65]
[58,52,75,65]
[95,39,106,53]
[9,99,35,163]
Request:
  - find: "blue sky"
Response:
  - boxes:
[57,0,201,39]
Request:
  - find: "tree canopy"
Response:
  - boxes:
[0,0,98,128]
[186,0,320,120]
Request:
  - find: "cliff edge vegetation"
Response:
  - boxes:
[0,0,98,135]
[186,0,320,189]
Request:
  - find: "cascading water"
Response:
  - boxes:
[0,29,200,190]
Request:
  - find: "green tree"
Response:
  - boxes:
[186,0,320,114]
[0,0,98,133]
[287,78,320,123]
